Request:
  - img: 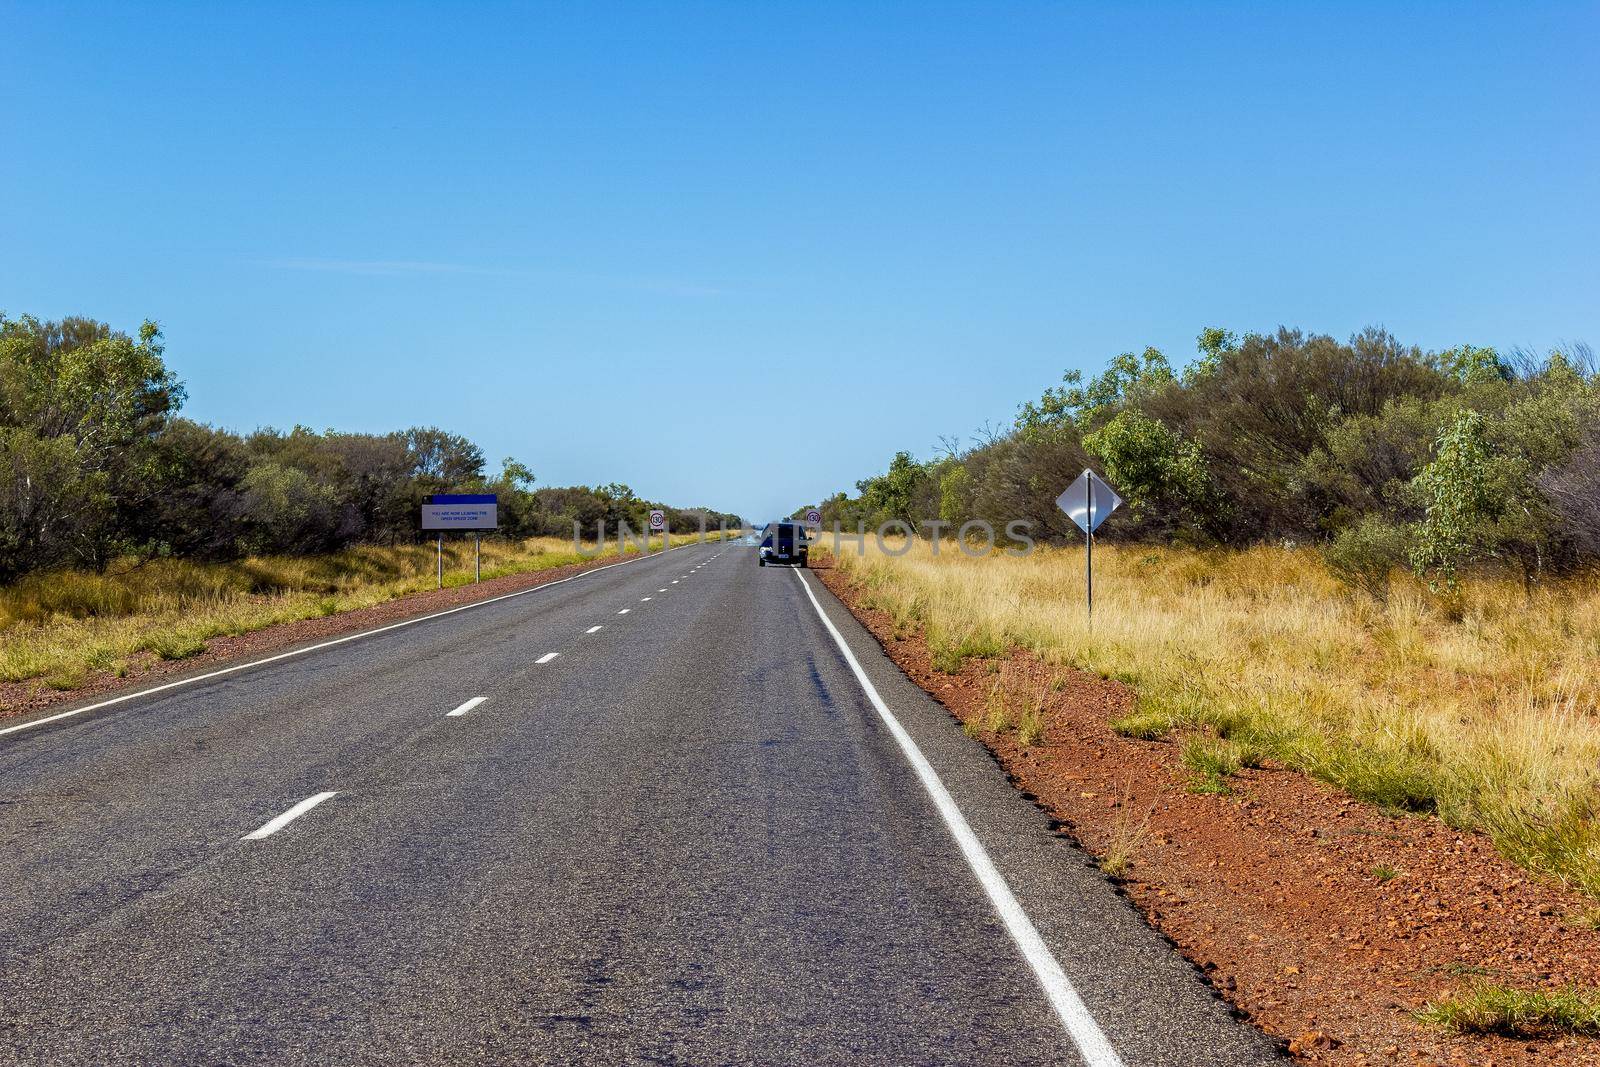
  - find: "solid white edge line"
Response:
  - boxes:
[0,539,719,740]
[585,625,603,634]
[242,791,340,841]
[790,569,1124,1067]
[446,696,487,718]
[536,652,560,664]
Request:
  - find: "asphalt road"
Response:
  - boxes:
[0,540,1279,1066]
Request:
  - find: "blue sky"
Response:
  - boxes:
[3,2,1596,522]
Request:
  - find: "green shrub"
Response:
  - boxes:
[1325,516,1410,599]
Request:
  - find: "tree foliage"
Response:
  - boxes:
[1408,410,1493,588]
[813,325,1598,585]
[0,313,740,582]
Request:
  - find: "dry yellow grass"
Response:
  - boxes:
[829,538,1600,893]
[0,534,717,698]
[1100,801,1151,879]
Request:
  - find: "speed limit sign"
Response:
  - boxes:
[648,509,666,532]
[804,508,822,530]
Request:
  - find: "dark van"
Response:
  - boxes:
[758,522,808,567]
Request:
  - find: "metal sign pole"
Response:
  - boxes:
[1056,468,1120,628]
[437,533,443,589]
[474,532,481,583]
[1086,475,1094,621]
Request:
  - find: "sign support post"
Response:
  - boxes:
[474,532,481,583]
[1056,469,1122,621]
[1086,475,1094,620]
[437,533,443,589]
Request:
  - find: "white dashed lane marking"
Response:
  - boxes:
[242,792,340,842]
[446,697,486,718]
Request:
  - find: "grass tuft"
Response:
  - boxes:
[1188,774,1234,796]
[1182,735,1247,793]
[1017,709,1045,747]
[144,633,209,661]
[931,642,966,674]
[1100,804,1149,878]
[1418,983,1600,1038]
[44,668,86,691]
[982,682,1011,733]
[1111,708,1177,740]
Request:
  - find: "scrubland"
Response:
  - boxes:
[0,535,708,698]
[830,539,1600,894]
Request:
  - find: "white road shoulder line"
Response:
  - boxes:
[242,791,339,841]
[446,696,487,718]
[536,652,560,664]
[790,569,1123,1067]
[585,625,603,634]
[0,539,707,741]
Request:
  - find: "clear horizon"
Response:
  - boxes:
[4,2,1595,522]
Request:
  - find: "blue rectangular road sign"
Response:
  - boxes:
[428,494,498,504]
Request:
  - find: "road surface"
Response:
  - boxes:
[0,541,1278,1065]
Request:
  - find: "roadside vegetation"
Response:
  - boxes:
[0,312,739,585]
[830,540,1600,893]
[810,325,1600,896]
[814,327,1599,587]
[0,535,713,697]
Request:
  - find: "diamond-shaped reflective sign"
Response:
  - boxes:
[1056,469,1123,534]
